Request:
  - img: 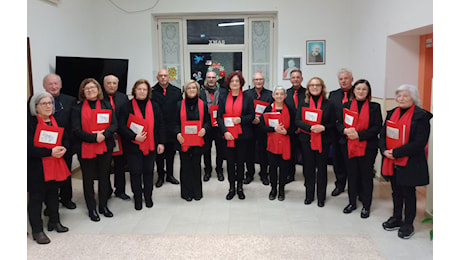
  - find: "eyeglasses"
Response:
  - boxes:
[254,79,264,81]
[84,86,97,91]
[308,84,322,88]
[38,101,54,106]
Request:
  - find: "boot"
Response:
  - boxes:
[269,187,277,200]
[237,182,245,200]
[226,182,236,200]
[278,186,285,201]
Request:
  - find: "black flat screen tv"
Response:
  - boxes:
[55,56,129,98]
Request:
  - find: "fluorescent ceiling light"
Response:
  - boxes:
[218,22,244,27]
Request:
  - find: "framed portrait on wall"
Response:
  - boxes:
[282,56,300,80]
[306,40,325,65]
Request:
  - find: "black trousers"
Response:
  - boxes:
[58,151,74,202]
[78,151,112,211]
[179,147,203,199]
[390,175,417,227]
[346,149,377,209]
[332,139,348,190]
[28,181,60,233]
[301,142,329,202]
[203,126,224,175]
[155,141,177,179]
[245,127,268,179]
[225,139,248,188]
[267,152,288,189]
[112,155,127,195]
[126,151,155,201]
[287,133,304,181]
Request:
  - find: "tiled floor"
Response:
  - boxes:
[28,154,433,259]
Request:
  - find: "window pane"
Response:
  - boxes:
[190,52,243,87]
[187,19,244,45]
[161,22,182,88]
[252,20,271,89]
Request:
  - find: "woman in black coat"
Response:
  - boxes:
[72,78,118,222]
[380,84,432,239]
[337,79,382,218]
[295,77,335,207]
[28,92,70,244]
[217,71,255,200]
[175,80,211,201]
[118,79,165,210]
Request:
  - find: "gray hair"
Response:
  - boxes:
[337,68,353,78]
[29,92,54,116]
[273,85,286,94]
[395,84,421,107]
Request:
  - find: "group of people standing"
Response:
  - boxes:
[27,67,431,244]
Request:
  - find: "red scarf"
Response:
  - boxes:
[347,99,369,158]
[34,116,71,182]
[132,99,155,155]
[309,95,323,153]
[224,90,243,147]
[180,98,205,152]
[382,105,415,176]
[81,100,108,159]
[266,103,291,160]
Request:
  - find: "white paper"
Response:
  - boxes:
[184,125,198,134]
[386,126,399,139]
[38,130,58,145]
[97,113,110,124]
[212,110,217,118]
[129,122,144,135]
[268,119,279,128]
[255,104,267,114]
[344,114,354,126]
[113,139,120,152]
[305,111,318,122]
[224,117,234,127]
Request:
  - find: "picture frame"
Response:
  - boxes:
[282,56,301,80]
[306,40,325,65]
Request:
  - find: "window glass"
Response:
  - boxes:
[187,19,245,45]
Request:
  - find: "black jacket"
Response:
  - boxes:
[379,106,432,186]
[117,98,166,156]
[151,83,183,142]
[328,88,352,141]
[217,91,255,140]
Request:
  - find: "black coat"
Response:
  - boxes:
[151,83,183,142]
[285,86,306,113]
[328,88,352,141]
[71,99,118,156]
[102,91,129,121]
[379,106,432,186]
[337,100,382,151]
[217,91,255,140]
[27,115,70,192]
[295,97,335,146]
[117,98,166,156]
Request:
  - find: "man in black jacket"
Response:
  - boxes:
[42,73,77,209]
[328,68,353,196]
[102,75,130,200]
[284,69,306,184]
[151,69,182,187]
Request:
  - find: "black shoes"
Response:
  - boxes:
[115,193,131,201]
[269,188,277,200]
[278,191,285,201]
[217,172,224,181]
[134,199,142,211]
[243,176,254,185]
[331,187,344,197]
[47,222,69,233]
[237,188,245,200]
[304,198,313,205]
[166,175,180,185]
[318,201,325,207]
[360,208,370,218]
[99,207,113,218]
[32,232,50,244]
[89,210,100,222]
[203,173,211,182]
[382,216,402,231]
[155,178,164,188]
[398,225,415,239]
[226,189,236,200]
[261,177,270,186]
[343,204,357,214]
[184,197,193,202]
[145,197,154,208]
[61,200,77,209]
